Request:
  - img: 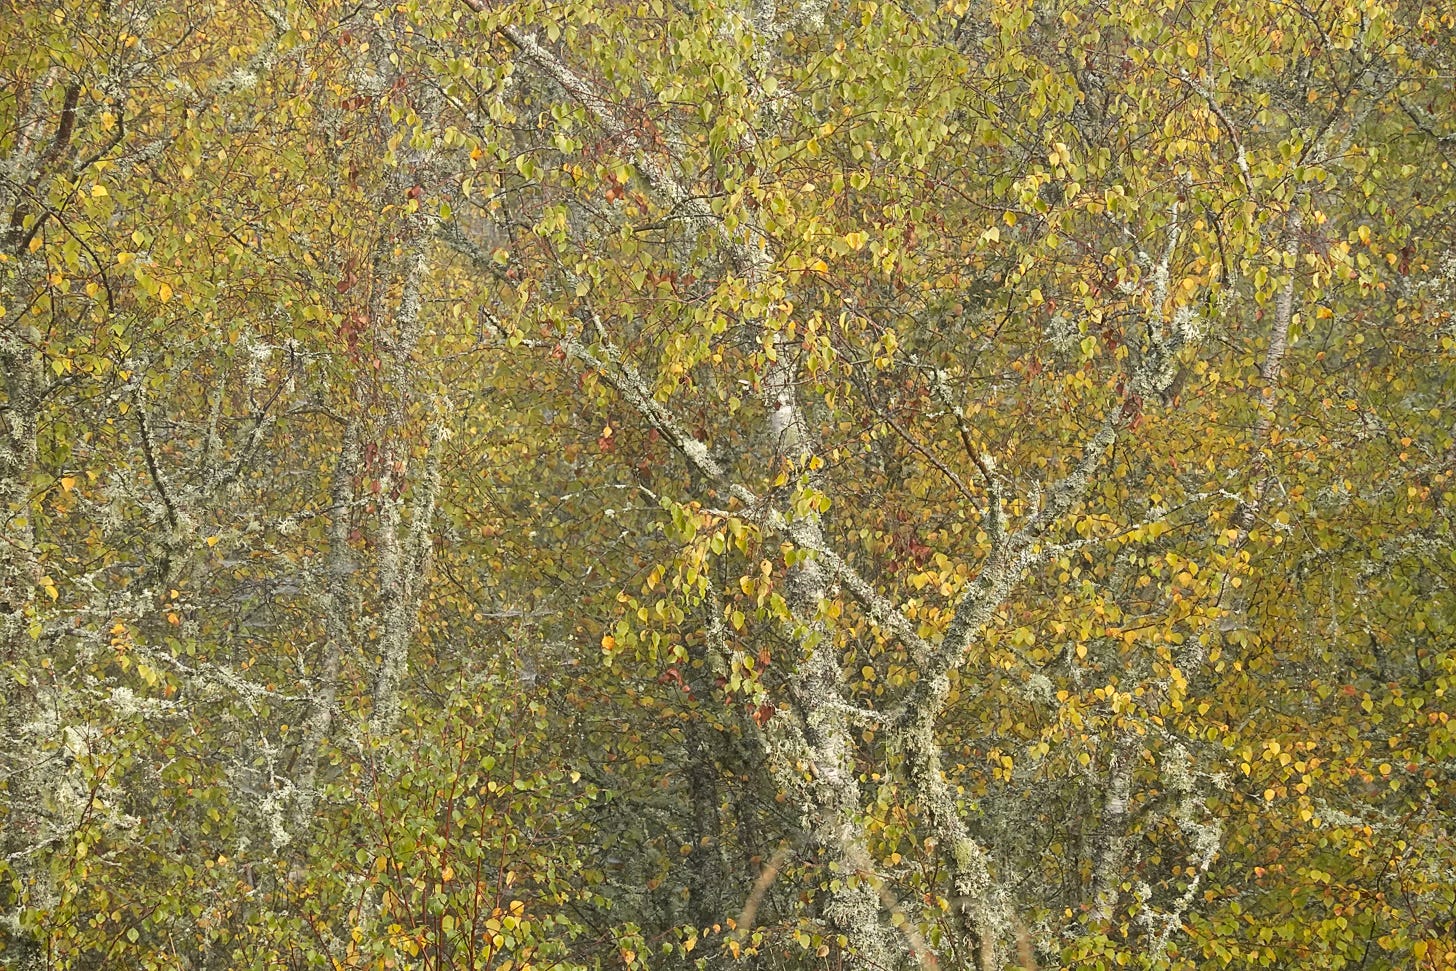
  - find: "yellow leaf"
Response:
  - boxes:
[90,184,108,198]
[60,476,76,493]
[158,282,173,303]
[206,535,220,547]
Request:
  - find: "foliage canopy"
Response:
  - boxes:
[3,0,1455,968]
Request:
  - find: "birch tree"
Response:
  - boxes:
[433,0,1456,965]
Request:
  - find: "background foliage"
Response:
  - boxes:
[3,0,1454,968]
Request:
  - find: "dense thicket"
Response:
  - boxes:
[3,0,1454,968]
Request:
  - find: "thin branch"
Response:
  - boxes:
[131,390,179,531]
[1176,70,1253,191]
